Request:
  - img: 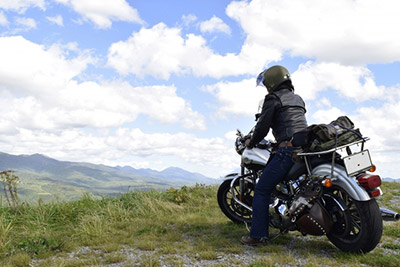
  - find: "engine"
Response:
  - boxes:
[269,198,295,230]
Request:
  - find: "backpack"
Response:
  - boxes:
[292,116,363,152]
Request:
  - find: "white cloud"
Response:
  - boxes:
[15,17,37,30]
[0,11,8,26]
[317,97,332,109]
[0,0,45,13]
[107,23,194,79]
[107,1,400,81]
[53,0,144,28]
[204,78,266,117]
[226,0,400,65]
[0,36,91,95]
[107,23,273,79]
[311,107,344,125]
[200,15,231,35]
[355,97,400,151]
[181,14,197,27]
[46,15,63,26]
[0,127,236,177]
[292,61,384,101]
[340,91,400,178]
[0,36,205,132]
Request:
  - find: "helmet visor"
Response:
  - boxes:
[256,71,265,87]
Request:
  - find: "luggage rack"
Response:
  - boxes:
[296,137,371,178]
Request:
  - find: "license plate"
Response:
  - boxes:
[343,150,373,176]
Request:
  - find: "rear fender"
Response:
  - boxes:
[311,163,370,201]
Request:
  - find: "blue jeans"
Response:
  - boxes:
[250,146,296,239]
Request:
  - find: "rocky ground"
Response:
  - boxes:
[30,223,399,267]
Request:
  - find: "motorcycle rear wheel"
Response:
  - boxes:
[217,178,253,224]
[324,186,383,253]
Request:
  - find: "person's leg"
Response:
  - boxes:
[249,146,296,239]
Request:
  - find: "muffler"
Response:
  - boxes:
[380,208,400,221]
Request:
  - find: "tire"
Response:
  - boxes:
[323,186,383,253]
[217,179,253,224]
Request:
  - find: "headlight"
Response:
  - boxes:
[235,137,245,155]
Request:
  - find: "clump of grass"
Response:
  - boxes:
[137,253,160,267]
[104,252,126,264]
[0,215,13,253]
[8,252,30,267]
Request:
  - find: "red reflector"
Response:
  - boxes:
[358,174,382,189]
[369,189,381,197]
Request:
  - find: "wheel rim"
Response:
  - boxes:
[223,180,253,222]
[325,187,362,241]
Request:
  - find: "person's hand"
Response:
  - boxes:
[245,139,251,148]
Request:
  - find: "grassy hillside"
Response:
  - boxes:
[0,182,399,267]
[0,152,217,203]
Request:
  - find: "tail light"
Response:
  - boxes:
[357,174,382,197]
[358,174,382,189]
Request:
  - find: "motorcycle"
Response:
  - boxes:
[218,124,399,253]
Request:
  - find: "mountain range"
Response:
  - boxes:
[0,152,218,202]
[1,151,397,203]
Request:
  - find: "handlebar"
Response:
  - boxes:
[235,129,274,153]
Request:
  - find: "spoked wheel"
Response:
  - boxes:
[323,186,382,253]
[217,178,254,224]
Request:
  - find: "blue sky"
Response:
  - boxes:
[0,0,399,179]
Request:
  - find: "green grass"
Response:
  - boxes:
[0,183,399,266]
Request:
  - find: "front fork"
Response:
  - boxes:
[231,167,256,212]
[239,166,245,203]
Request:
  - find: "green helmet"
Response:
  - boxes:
[256,65,292,93]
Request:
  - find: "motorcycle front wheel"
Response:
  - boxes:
[217,178,253,224]
[323,186,383,253]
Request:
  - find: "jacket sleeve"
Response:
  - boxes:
[248,94,278,148]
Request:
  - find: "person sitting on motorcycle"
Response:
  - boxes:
[241,65,308,245]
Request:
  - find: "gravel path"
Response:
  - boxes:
[31,245,268,267]
[29,227,399,267]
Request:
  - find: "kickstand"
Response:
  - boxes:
[245,221,250,232]
[244,222,287,241]
[269,229,288,241]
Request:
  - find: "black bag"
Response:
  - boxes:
[292,116,363,152]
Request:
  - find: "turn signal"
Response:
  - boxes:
[369,164,377,172]
[323,178,333,188]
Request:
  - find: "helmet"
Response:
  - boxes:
[256,65,292,93]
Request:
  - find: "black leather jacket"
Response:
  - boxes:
[248,87,307,148]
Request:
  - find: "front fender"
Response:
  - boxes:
[311,163,370,201]
[221,173,240,181]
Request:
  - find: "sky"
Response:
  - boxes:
[0,0,399,179]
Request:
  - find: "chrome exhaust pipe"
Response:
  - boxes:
[380,208,400,221]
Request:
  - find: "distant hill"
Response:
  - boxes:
[115,165,216,184]
[0,152,218,202]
